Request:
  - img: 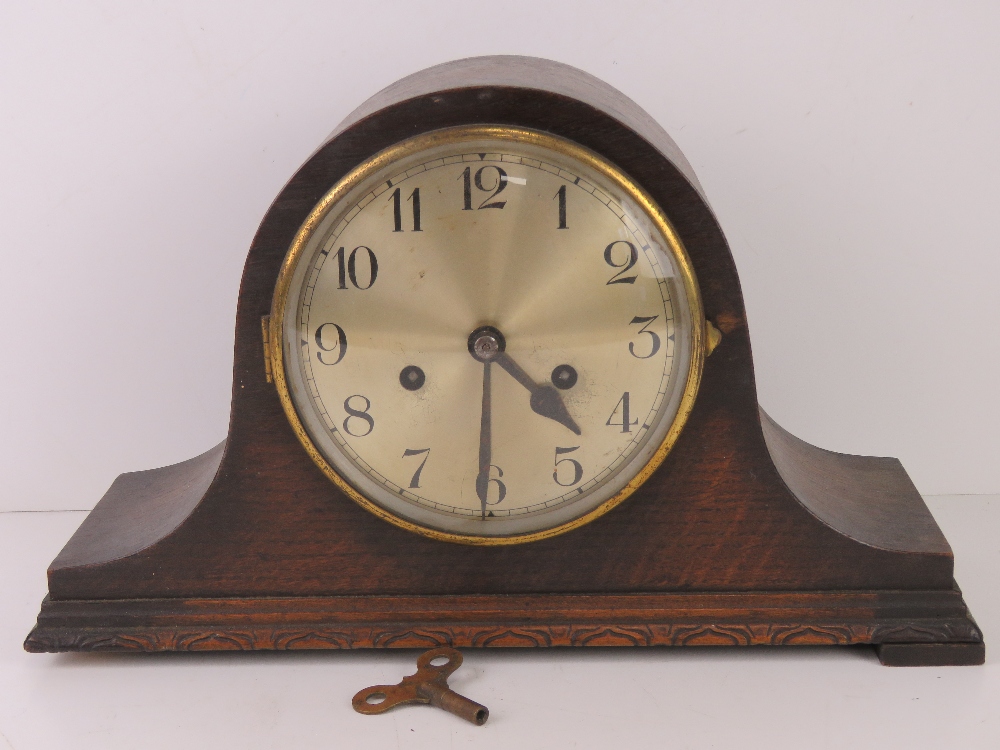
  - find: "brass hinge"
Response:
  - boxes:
[261,315,273,383]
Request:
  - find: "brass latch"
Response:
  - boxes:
[705,319,722,356]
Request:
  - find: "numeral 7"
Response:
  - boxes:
[402,448,431,489]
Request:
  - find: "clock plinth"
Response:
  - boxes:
[26,56,983,666]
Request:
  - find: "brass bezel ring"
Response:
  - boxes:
[269,125,705,545]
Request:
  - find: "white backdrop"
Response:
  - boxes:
[1,1,997,512]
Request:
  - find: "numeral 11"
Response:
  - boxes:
[391,187,421,232]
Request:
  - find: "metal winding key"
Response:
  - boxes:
[352,647,489,725]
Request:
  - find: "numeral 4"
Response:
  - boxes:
[606,392,639,433]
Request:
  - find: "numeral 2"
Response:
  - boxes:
[604,241,638,285]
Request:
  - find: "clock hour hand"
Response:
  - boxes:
[495,352,581,436]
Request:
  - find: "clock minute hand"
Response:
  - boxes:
[495,352,581,436]
[475,362,492,519]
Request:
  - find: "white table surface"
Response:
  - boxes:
[2,496,996,750]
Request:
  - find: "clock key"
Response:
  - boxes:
[352,646,489,725]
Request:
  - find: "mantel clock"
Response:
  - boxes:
[26,56,983,667]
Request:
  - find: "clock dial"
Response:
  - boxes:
[272,127,703,542]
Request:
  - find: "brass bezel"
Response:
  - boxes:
[269,125,705,545]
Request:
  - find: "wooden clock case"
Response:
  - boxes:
[25,56,983,666]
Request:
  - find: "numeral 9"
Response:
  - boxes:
[314,323,347,365]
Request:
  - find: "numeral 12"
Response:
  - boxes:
[460,166,507,210]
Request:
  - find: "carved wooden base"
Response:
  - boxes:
[25,589,983,665]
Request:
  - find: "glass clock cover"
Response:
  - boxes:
[271,126,703,543]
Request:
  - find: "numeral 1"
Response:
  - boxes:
[391,187,421,232]
[554,184,567,229]
[461,166,472,210]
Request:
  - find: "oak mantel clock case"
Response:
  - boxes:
[25,56,983,667]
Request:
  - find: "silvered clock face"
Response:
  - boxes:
[272,127,703,543]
